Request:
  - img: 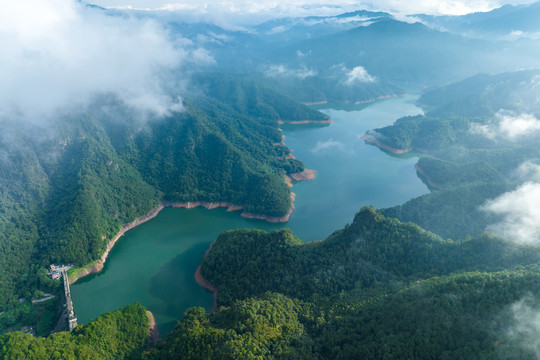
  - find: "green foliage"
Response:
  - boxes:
[152,208,540,359]
[415,157,505,190]
[418,70,540,117]
[382,182,509,240]
[371,115,471,151]
[0,76,326,324]
[196,73,330,121]
[147,293,316,359]
[201,208,540,307]
[372,70,540,242]
[133,99,293,217]
[0,303,149,360]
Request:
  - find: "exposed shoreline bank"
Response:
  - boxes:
[194,240,218,312]
[278,119,333,125]
[360,135,412,154]
[195,266,217,311]
[147,310,159,346]
[69,168,314,284]
[414,163,442,189]
[289,168,316,181]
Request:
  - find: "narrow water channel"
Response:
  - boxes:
[71,96,428,334]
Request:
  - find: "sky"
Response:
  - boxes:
[89,0,538,21]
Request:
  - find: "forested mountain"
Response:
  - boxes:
[417,1,540,39]
[0,77,324,332]
[363,70,540,240]
[0,304,150,359]
[418,69,540,117]
[146,208,540,359]
[3,1,540,358]
[264,19,502,86]
[253,10,392,45]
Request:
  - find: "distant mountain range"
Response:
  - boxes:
[417,1,540,39]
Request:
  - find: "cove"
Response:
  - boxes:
[71,95,429,335]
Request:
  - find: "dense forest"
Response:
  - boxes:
[147,208,540,359]
[3,1,540,358]
[364,70,540,240]
[138,69,540,359]
[0,76,325,332]
[0,304,150,359]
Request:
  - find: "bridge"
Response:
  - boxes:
[61,269,78,331]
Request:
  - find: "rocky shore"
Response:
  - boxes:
[289,169,316,181]
[361,135,412,154]
[278,119,333,125]
[147,311,159,346]
[414,163,442,189]
[194,241,218,311]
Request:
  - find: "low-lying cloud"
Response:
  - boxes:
[345,65,376,84]
[504,295,540,358]
[264,64,317,79]
[515,161,540,183]
[91,0,539,19]
[0,0,212,123]
[470,111,540,140]
[331,64,376,84]
[481,161,540,244]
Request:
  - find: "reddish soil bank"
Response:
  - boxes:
[162,201,244,212]
[69,204,165,284]
[241,193,296,223]
[360,135,412,154]
[278,119,333,125]
[195,266,218,312]
[303,100,328,105]
[414,163,442,189]
[289,169,316,181]
[194,240,218,312]
[147,311,159,347]
[70,196,294,283]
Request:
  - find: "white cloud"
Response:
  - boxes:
[470,111,540,140]
[506,30,540,41]
[0,0,213,122]
[89,0,539,20]
[515,161,540,183]
[345,65,376,84]
[310,138,346,154]
[481,182,540,244]
[264,64,317,79]
[505,295,540,358]
[267,25,288,34]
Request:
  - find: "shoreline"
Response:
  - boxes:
[240,192,296,223]
[288,168,316,181]
[303,94,407,106]
[194,240,218,311]
[69,199,283,284]
[360,135,412,154]
[69,204,166,284]
[414,163,442,189]
[69,169,312,284]
[147,310,159,347]
[278,119,333,125]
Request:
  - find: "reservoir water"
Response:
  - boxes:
[71,96,429,334]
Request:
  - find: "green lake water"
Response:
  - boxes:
[71,96,428,334]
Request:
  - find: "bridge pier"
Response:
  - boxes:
[61,269,77,331]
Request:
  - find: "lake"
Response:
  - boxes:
[71,95,428,334]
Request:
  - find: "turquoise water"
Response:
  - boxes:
[71,96,428,334]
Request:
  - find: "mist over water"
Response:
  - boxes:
[71,96,428,334]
